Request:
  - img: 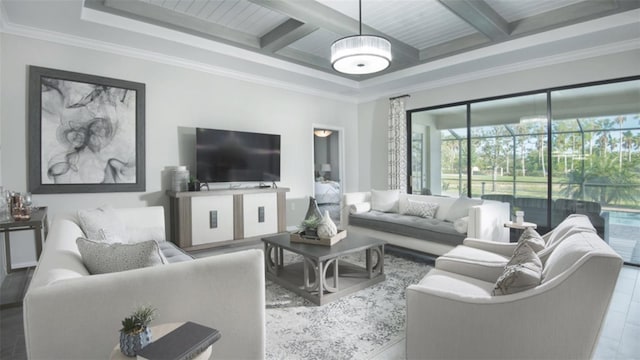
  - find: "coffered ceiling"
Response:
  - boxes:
[1,0,639,101]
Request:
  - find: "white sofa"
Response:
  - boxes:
[406,223,623,359]
[341,192,510,255]
[23,206,265,360]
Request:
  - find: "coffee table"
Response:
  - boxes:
[262,233,385,305]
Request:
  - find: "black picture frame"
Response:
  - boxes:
[28,66,145,194]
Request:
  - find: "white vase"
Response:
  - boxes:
[317,210,338,239]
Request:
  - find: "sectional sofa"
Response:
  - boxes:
[23,206,265,360]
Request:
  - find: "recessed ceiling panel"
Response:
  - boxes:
[486,0,585,22]
[140,0,289,37]
[318,0,478,50]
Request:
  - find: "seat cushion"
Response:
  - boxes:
[435,246,510,282]
[349,211,465,246]
[416,268,495,300]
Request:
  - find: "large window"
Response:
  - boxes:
[408,77,640,265]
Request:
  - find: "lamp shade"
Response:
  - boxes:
[331,35,391,75]
[321,164,331,172]
[314,129,333,137]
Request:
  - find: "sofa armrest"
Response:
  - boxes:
[462,238,517,257]
[24,249,265,360]
[341,192,371,226]
[467,200,510,243]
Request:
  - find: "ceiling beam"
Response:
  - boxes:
[438,0,510,40]
[260,19,319,53]
[246,0,419,64]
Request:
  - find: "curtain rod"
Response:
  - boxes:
[389,94,410,100]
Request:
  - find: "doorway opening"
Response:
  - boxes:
[312,126,343,225]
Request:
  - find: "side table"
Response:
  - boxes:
[504,221,537,242]
[109,323,214,360]
[0,206,48,273]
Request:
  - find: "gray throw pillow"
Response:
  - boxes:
[403,199,439,219]
[444,196,482,222]
[76,238,166,275]
[516,227,545,253]
[77,206,128,244]
[493,244,543,296]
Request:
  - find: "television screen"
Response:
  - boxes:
[196,128,281,183]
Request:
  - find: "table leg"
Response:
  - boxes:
[317,259,324,304]
[366,248,373,278]
[34,225,43,260]
[3,231,11,273]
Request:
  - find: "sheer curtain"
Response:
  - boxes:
[388,97,408,192]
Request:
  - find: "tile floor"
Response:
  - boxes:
[1,265,638,359]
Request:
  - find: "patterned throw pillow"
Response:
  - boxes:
[493,243,543,296]
[76,238,166,275]
[403,199,439,219]
[516,227,545,252]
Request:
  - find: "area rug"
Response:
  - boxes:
[265,253,432,360]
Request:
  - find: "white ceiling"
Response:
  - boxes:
[1,0,639,102]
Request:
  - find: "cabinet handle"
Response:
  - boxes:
[209,210,218,229]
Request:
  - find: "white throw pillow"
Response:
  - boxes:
[349,202,371,214]
[403,199,439,219]
[77,206,127,243]
[493,243,543,296]
[76,238,166,275]
[443,196,482,222]
[370,189,400,213]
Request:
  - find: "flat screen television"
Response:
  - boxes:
[196,127,281,183]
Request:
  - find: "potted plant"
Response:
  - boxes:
[188,177,201,191]
[301,215,322,238]
[119,305,156,357]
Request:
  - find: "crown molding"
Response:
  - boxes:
[357,38,640,104]
[0,16,361,104]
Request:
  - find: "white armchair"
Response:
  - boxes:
[406,230,622,359]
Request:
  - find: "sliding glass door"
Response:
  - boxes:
[408,77,640,265]
[550,80,640,263]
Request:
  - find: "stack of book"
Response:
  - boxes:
[136,321,221,360]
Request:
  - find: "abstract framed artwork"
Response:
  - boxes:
[28,66,145,193]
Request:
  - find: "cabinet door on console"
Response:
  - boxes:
[191,195,234,245]
[243,193,278,238]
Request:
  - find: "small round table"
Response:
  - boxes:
[504,221,537,230]
[504,221,538,242]
[110,322,213,360]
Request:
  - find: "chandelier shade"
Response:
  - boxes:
[331,35,391,75]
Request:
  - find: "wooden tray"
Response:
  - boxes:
[290,230,347,246]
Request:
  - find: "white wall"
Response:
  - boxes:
[357,50,640,191]
[0,24,5,283]
[0,33,358,268]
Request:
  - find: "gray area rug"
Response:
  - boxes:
[265,253,432,360]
